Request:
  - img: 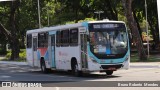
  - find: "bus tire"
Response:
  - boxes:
[73,64,82,77]
[71,59,82,77]
[106,71,113,75]
[40,59,49,73]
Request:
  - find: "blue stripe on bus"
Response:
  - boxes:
[49,31,56,35]
[37,50,41,61]
[82,22,88,28]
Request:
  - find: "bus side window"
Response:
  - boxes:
[44,33,48,47]
[38,32,48,48]
[27,34,32,48]
[56,31,61,47]
[70,28,78,46]
[61,30,69,47]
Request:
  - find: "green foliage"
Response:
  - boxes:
[5,49,26,60]
[78,18,96,23]
[131,53,160,62]
[19,49,26,60]
[5,50,11,59]
[0,48,7,55]
[65,18,96,24]
[0,0,159,60]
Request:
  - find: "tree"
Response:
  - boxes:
[122,0,147,60]
[0,1,20,60]
[132,0,159,48]
[146,0,159,47]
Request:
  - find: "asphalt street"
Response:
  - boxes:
[0,61,160,89]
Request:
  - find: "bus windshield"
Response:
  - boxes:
[89,23,128,59]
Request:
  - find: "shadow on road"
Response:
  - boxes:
[29,70,121,79]
[0,63,121,82]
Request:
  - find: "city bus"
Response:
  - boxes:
[26,20,130,76]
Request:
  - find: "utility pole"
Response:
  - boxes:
[145,0,149,58]
[157,0,160,41]
[94,11,104,20]
[37,0,41,28]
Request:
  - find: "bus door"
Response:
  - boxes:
[79,27,88,70]
[48,32,56,68]
[33,36,38,66]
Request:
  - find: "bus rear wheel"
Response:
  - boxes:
[72,63,82,77]
[106,71,113,75]
[40,60,50,73]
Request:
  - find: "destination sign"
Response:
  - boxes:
[93,24,119,29]
[88,23,126,30]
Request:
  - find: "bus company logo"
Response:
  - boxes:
[59,52,68,56]
[2,82,11,87]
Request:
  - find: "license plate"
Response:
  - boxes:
[108,67,116,70]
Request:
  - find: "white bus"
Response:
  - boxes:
[26,20,130,76]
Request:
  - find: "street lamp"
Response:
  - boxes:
[145,0,149,58]
[94,11,104,20]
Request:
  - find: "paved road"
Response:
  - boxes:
[0,62,160,90]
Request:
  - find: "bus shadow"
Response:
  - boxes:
[82,73,121,79]
[30,70,121,80]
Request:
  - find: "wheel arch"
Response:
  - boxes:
[71,57,77,70]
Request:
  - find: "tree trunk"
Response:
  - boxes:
[0,23,11,54]
[122,0,147,60]
[148,18,159,49]
[9,1,20,60]
[132,8,142,40]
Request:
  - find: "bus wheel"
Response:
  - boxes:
[72,64,82,77]
[40,60,48,73]
[106,71,113,75]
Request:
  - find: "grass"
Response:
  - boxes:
[131,53,160,62]
[0,58,26,62]
[0,49,26,62]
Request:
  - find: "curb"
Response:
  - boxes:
[130,62,160,68]
[0,61,28,65]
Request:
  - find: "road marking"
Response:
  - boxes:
[56,87,60,90]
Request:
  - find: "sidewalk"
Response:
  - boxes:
[0,61,27,65]
[130,62,160,68]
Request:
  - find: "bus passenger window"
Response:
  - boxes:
[27,34,32,48]
[61,30,69,47]
[38,32,48,48]
[70,28,78,46]
[56,31,61,47]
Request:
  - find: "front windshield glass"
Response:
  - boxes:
[89,23,128,59]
